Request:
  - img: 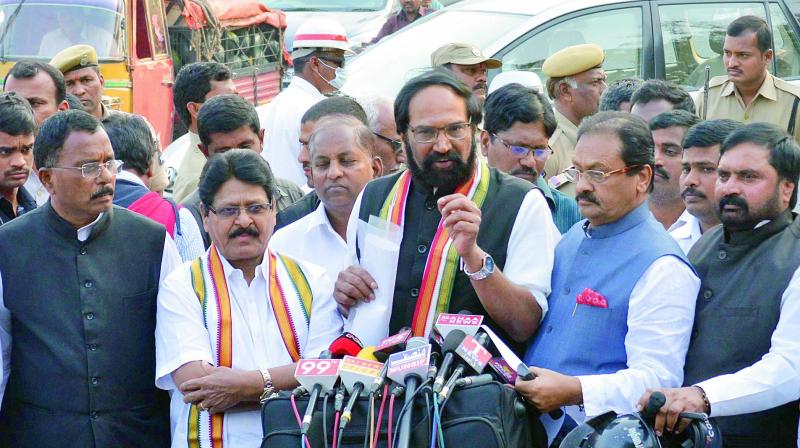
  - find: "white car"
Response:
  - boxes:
[341,0,800,99]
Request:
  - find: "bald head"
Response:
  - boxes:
[309,116,383,216]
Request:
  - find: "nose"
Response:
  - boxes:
[575,171,594,194]
[234,207,255,227]
[9,151,26,169]
[717,176,741,197]
[327,160,344,179]
[519,152,537,169]
[431,129,453,154]
[682,168,699,188]
[298,145,310,164]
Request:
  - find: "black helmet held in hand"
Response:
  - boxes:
[559,392,722,448]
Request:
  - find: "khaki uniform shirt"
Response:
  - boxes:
[697,72,800,140]
[546,108,579,197]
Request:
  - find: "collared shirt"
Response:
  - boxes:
[535,175,581,234]
[269,202,348,277]
[572,255,700,418]
[155,247,342,448]
[668,209,704,255]
[546,108,579,197]
[23,171,49,206]
[697,72,800,139]
[0,187,36,225]
[170,132,205,203]
[369,8,429,44]
[116,170,205,262]
[257,77,325,188]
[693,263,800,418]
[0,214,181,404]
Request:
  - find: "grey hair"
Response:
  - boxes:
[360,95,394,133]
[309,115,377,157]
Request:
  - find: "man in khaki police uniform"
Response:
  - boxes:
[50,45,169,194]
[698,15,800,140]
[542,44,606,197]
[431,42,502,107]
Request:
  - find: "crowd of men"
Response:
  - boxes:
[0,11,798,448]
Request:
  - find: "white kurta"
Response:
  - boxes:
[155,248,343,448]
[668,209,704,255]
[257,77,324,188]
[269,203,348,279]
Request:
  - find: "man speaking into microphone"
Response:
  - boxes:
[516,112,699,439]
[333,69,560,354]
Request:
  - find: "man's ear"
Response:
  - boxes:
[200,203,211,233]
[259,128,265,146]
[557,80,573,102]
[198,143,209,159]
[479,129,491,157]
[38,168,56,195]
[371,155,384,178]
[58,100,69,112]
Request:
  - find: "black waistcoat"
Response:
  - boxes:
[0,204,170,447]
[358,168,533,354]
[685,211,800,447]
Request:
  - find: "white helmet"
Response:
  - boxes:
[292,18,352,57]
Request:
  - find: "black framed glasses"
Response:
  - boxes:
[491,134,553,159]
[409,122,470,144]
[207,202,274,219]
[565,165,642,184]
[49,159,123,178]
[373,132,403,152]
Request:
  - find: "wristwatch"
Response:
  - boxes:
[461,253,495,280]
[259,369,277,404]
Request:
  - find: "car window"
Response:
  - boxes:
[658,3,766,89]
[770,3,800,79]
[499,7,643,84]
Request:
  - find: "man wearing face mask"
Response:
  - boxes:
[257,18,352,190]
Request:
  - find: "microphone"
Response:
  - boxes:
[356,345,380,362]
[455,373,494,388]
[329,332,364,359]
[338,355,384,431]
[296,350,339,435]
[387,338,431,448]
[432,329,466,394]
[517,364,564,419]
[375,326,412,357]
[439,332,492,400]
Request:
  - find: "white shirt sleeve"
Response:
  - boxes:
[301,261,344,358]
[176,207,206,262]
[0,275,9,408]
[503,189,561,317]
[577,255,700,416]
[155,261,214,390]
[696,265,800,417]
[160,235,183,283]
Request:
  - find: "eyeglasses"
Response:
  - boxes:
[373,132,403,152]
[409,122,471,144]
[49,159,123,178]
[318,57,345,69]
[491,134,553,159]
[207,202,274,219]
[565,165,642,184]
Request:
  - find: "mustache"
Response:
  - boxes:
[4,168,28,176]
[682,187,706,200]
[509,167,539,179]
[423,151,463,167]
[473,82,487,91]
[718,194,749,212]
[575,192,600,205]
[90,186,114,200]
[228,226,259,239]
[654,166,670,180]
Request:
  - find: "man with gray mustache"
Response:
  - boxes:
[0,110,181,446]
[669,119,742,253]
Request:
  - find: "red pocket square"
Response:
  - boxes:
[576,288,609,308]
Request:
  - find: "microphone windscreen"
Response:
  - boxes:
[406,336,429,349]
[356,346,380,362]
[329,332,363,358]
[443,329,466,353]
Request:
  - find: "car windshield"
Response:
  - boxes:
[0,2,125,60]
[342,10,528,99]
[267,0,388,12]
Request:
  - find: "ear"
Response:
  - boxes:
[371,155,384,178]
[187,102,201,122]
[200,203,211,234]
[637,165,653,194]
[764,48,774,64]
[479,129,491,157]
[198,143,209,159]
[98,72,105,84]
[58,100,69,112]
[258,128,265,146]
[780,177,794,207]
[38,168,56,195]
[558,81,573,101]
